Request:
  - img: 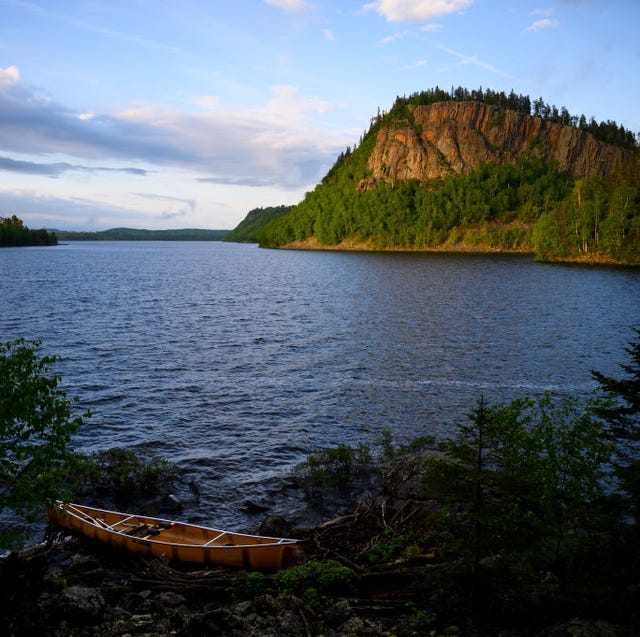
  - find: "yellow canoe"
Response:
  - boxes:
[47,501,305,570]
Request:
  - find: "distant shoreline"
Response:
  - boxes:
[54,227,230,241]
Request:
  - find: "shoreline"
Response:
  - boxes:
[277,237,636,267]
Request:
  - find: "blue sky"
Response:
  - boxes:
[1,0,638,231]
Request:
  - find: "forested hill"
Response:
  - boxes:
[55,227,229,241]
[252,87,640,265]
[222,205,291,243]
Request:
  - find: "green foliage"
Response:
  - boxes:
[405,603,438,632]
[238,570,268,595]
[224,206,292,243]
[367,527,419,565]
[79,447,180,503]
[421,394,612,580]
[532,156,640,264]
[0,215,57,247]
[274,559,358,605]
[592,327,640,518]
[0,339,88,547]
[261,152,577,253]
[289,443,377,506]
[256,85,640,265]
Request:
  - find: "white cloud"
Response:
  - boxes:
[421,23,444,31]
[401,59,428,70]
[365,0,472,23]
[531,7,555,16]
[525,18,559,32]
[0,73,349,191]
[380,30,409,44]
[0,65,20,86]
[264,0,312,12]
[193,95,221,110]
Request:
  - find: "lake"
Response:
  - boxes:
[2,241,639,532]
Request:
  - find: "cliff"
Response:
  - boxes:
[360,101,633,191]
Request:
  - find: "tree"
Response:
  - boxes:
[0,215,57,247]
[592,328,640,518]
[0,339,89,547]
[422,393,611,598]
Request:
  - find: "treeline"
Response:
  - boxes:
[0,215,57,247]
[260,153,640,264]
[223,205,291,243]
[381,86,638,150]
[55,227,229,241]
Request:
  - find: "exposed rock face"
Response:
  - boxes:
[362,102,632,190]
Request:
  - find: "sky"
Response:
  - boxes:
[1,1,638,231]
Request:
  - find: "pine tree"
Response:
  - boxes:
[592,328,640,518]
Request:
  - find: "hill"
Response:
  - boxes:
[222,205,291,243]
[254,88,639,265]
[55,227,230,241]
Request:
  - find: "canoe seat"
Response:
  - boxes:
[126,524,149,536]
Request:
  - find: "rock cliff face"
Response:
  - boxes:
[361,102,632,190]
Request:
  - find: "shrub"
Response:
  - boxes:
[0,339,88,548]
[274,560,358,599]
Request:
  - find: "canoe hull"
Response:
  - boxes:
[47,502,305,570]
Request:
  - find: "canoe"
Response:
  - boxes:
[47,501,305,570]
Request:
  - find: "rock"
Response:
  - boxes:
[58,585,105,623]
[188,480,201,497]
[242,499,271,514]
[324,599,353,629]
[257,514,293,537]
[364,102,632,191]
[156,590,186,608]
[161,493,183,514]
[537,618,634,637]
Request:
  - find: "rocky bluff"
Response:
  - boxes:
[360,101,633,191]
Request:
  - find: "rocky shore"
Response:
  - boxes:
[1,452,637,636]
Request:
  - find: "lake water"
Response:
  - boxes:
[2,241,639,533]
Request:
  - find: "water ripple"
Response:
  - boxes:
[1,242,639,531]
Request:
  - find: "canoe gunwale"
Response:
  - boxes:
[47,501,305,551]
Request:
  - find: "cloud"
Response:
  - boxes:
[400,59,428,70]
[0,188,149,230]
[133,193,196,221]
[421,23,444,31]
[380,30,409,44]
[192,95,221,110]
[365,0,472,23]
[264,0,312,12]
[531,7,555,16]
[525,18,559,32]
[0,70,349,190]
[323,28,336,41]
[0,155,148,177]
[0,65,20,86]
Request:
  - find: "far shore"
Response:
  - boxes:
[278,237,635,266]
